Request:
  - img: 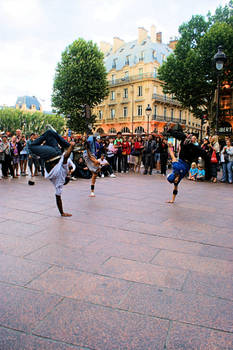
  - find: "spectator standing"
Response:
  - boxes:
[134,136,144,173]
[221,138,233,183]
[0,135,14,178]
[11,136,20,177]
[201,138,212,180]
[143,135,156,175]
[154,137,162,173]
[19,135,28,176]
[209,135,220,183]
[106,138,116,171]
[122,136,130,173]
[114,132,123,173]
[160,138,168,176]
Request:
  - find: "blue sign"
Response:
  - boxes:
[68,129,72,137]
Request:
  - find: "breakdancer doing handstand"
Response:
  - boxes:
[83,135,101,197]
[28,129,75,216]
[165,124,208,203]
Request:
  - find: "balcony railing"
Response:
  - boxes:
[152,93,181,106]
[152,115,186,124]
[108,73,157,86]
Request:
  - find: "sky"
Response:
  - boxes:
[0,0,229,111]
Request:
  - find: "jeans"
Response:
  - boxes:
[222,161,233,183]
[122,154,128,172]
[29,130,70,161]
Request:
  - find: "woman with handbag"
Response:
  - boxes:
[133,136,144,173]
[209,135,220,183]
[0,135,14,178]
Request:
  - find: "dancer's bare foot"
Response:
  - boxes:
[166,200,175,204]
[61,212,72,217]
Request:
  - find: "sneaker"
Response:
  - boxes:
[71,177,78,181]
[121,171,124,173]
[90,192,95,197]
[110,174,116,178]
[101,174,105,178]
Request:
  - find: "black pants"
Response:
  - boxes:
[144,153,153,173]
[122,154,128,172]
[101,164,113,176]
[107,156,115,170]
[160,155,168,175]
[2,154,14,177]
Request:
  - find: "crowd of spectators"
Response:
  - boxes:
[0,129,233,184]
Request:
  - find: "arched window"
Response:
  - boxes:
[109,128,117,134]
[96,128,104,135]
[135,126,145,134]
[121,127,130,134]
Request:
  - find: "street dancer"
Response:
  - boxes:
[28,129,75,216]
[165,124,208,203]
[83,135,101,197]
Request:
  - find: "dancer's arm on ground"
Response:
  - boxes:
[168,143,177,162]
[55,142,75,217]
[63,142,75,164]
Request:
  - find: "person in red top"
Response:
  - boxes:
[122,136,130,173]
[134,136,144,173]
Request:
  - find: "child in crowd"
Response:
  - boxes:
[188,162,198,181]
[197,165,205,181]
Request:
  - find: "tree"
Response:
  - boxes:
[158,1,233,126]
[0,108,65,135]
[52,38,109,134]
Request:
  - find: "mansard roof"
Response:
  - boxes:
[104,38,173,72]
[15,96,41,110]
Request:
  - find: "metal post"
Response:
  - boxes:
[216,73,220,135]
[147,115,149,134]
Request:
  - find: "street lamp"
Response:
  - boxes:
[145,104,152,134]
[214,46,226,135]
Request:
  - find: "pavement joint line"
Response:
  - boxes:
[149,248,161,263]
[22,243,54,259]
[163,320,173,350]
[0,325,93,350]
[23,265,54,288]
[30,296,66,332]
[180,270,192,292]
[28,296,233,336]
[121,228,233,250]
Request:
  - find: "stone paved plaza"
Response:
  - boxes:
[0,173,233,349]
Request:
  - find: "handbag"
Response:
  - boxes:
[210,150,218,164]
[131,149,140,156]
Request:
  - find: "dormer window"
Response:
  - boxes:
[139,51,144,61]
[112,58,117,69]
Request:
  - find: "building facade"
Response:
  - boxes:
[94,26,202,136]
[15,96,43,113]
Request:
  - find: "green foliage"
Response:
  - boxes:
[158,1,233,122]
[52,38,109,134]
[0,108,65,135]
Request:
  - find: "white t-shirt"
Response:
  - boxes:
[45,155,75,196]
[99,158,108,166]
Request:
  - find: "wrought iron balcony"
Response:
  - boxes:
[108,73,157,86]
[152,93,181,106]
[152,115,187,124]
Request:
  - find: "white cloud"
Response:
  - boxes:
[1,0,42,26]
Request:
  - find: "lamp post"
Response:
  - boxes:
[145,104,152,135]
[214,46,226,135]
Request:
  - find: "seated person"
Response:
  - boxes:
[99,154,116,178]
[197,165,205,181]
[75,157,92,179]
[188,162,198,181]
